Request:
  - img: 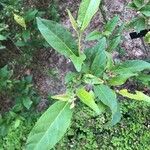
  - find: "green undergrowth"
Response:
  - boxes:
[56,100,150,150]
[0,99,149,150]
[0,112,40,150]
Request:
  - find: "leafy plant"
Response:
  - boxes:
[0,0,60,68]
[25,0,150,149]
[127,0,150,32]
[0,65,39,111]
[0,110,39,150]
[55,100,150,150]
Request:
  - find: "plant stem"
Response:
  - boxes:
[78,32,82,56]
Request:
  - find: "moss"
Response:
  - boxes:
[0,100,149,150]
[56,100,150,150]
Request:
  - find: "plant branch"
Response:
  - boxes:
[78,32,82,56]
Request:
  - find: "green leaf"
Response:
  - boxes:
[107,36,121,52]
[119,89,150,103]
[26,101,73,150]
[140,5,150,17]
[111,60,150,74]
[136,73,150,86]
[22,30,30,41]
[76,88,100,115]
[0,35,6,41]
[70,53,86,72]
[108,73,138,86]
[135,17,146,32]
[84,38,107,75]
[94,85,121,126]
[0,65,11,78]
[23,97,33,110]
[37,17,84,71]
[36,17,78,57]
[127,17,145,33]
[14,13,26,29]
[91,38,107,76]
[133,0,144,8]
[127,2,138,9]
[25,9,38,22]
[51,93,73,102]
[85,30,102,41]
[105,52,114,70]
[104,16,119,34]
[67,9,78,32]
[78,0,101,31]
[83,74,104,85]
[144,31,150,43]
[65,72,78,84]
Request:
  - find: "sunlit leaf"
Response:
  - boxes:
[14,13,26,29]
[76,88,101,115]
[78,0,101,31]
[119,89,150,103]
[108,73,138,86]
[26,101,73,150]
[67,9,78,32]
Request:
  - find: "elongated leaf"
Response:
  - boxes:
[127,2,138,9]
[119,89,150,103]
[85,30,102,41]
[94,85,121,126]
[51,93,73,102]
[36,17,78,56]
[140,5,150,17]
[67,9,78,32]
[76,88,100,114]
[37,17,85,72]
[83,74,104,85]
[105,52,114,70]
[133,0,144,8]
[70,53,86,72]
[84,38,107,75]
[108,73,138,86]
[78,0,101,31]
[91,38,107,76]
[107,36,121,52]
[144,31,150,43]
[104,16,119,34]
[111,60,150,74]
[25,9,38,22]
[14,14,26,29]
[26,101,73,150]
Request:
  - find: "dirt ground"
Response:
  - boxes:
[30,0,150,98]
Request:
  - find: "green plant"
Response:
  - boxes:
[25,0,150,149]
[55,100,150,150]
[0,65,39,111]
[0,0,60,68]
[127,0,150,32]
[0,111,40,150]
